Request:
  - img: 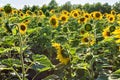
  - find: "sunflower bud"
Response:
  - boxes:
[84,24,92,31]
[109,26,115,32]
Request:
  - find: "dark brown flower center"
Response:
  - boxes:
[62,17,66,21]
[20,25,26,31]
[51,18,57,25]
[95,13,100,18]
[84,38,89,42]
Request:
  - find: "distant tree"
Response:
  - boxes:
[60,1,72,11]
[82,3,91,12]
[31,5,39,12]
[41,4,48,13]
[4,4,12,14]
[102,3,111,13]
[22,5,30,13]
[113,1,120,13]
[48,0,58,10]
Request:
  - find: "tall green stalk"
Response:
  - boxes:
[19,33,25,80]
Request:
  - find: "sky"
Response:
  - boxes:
[0,0,120,9]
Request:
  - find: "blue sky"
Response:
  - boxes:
[0,0,120,9]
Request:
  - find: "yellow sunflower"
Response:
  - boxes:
[50,15,59,28]
[39,10,44,16]
[52,43,70,65]
[111,10,116,15]
[50,9,55,14]
[26,10,33,16]
[61,10,69,16]
[102,27,112,39]
[71,11,79,18]
[93,11,102,20]
[81,33,95,46]
[19,23,27,35]
[107,14,115,23]
[78,17,87,24]
[59,14,68,24]
[12,10,18,15]
[84,13,90,19]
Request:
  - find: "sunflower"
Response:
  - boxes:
[50,9,55,14]
[19,12,24,18]
[52,43,69,65]
[111,10,116,15]
[19,23,27,35]
[112,27,120,43]
[102,27,112,39]
[78,17,87,24]
[39,10,44,16]
[93,11,102,20]
[81,33,95,46]
[12,10,18,15]
[0,8,4,12]
[26,10,33,16]
[50,15,59,28]
[84,13,90,19]
[71,11,79,18]
[59,14,68,24]
[61,10,69,16]
[107,14,115,23]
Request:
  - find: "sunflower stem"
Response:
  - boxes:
[19,33,25,80]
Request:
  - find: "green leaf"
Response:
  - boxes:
[32,54,54,72]
[113,69,120,74]
[1,58,21,67]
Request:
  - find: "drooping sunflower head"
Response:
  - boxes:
[107,14,115,23]
[19,23,27,35]
[93,11,102,20]
[78,17,87,24]
[50,15,59,28]
[81,33,95,46]
[52,43,69,65]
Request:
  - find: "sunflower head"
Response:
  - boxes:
[71,11,79,18]
[61,10,69,16]
[12,10,17,14]
[111,10,116,15]
[81,33,95,46]
[84,13,90,19]
[59,14,68,23]
[78,17,87,24]
[52,43,69,65]
[93,11,102,20]
[107,14,115,23]
[50,15,59,28]
[19,23,27,35]
[26,10,33,16]
[102,27,111,39]
[39,10,44,16]
[84,24,92,31]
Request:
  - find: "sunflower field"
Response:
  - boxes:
[1,1,120,80]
